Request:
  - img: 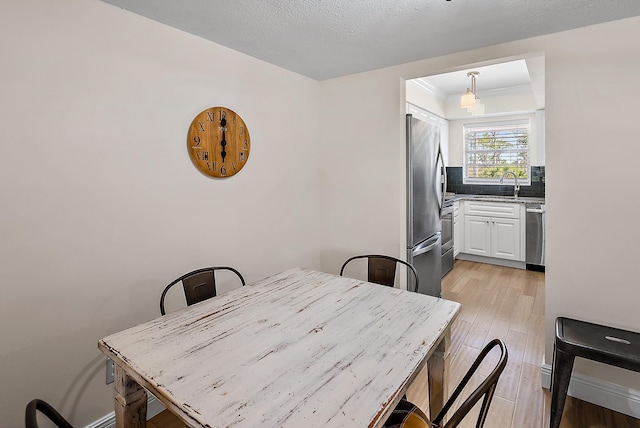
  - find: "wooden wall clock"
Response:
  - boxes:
[186,106,251,178]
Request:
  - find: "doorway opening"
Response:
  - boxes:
[404,54,546,274]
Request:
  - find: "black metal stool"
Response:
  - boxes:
[550,317,640,428]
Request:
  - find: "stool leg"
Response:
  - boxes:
[550,346,574,428]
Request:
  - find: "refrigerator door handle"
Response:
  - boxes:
[436,145,445,217]
[541,210,545,265]
[405,114,414,247]
[413,234,440,257]
[441,153,447,209]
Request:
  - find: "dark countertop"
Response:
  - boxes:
[444,194,545,205]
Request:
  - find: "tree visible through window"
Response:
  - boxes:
[464,120,530,183]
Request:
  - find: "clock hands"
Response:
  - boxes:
[220,114,227,162]
[220,131,227,162]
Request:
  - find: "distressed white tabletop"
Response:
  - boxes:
[99,267,460,428]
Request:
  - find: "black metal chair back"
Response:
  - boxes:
[160,266,245,315]
[340,254,419,292]
[25,399,74,428]
[432,338,508,428]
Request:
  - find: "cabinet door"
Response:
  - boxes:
[453,202,461,258]
[464,215,491,257]
[454,217,461,257]
[491,218,521,260]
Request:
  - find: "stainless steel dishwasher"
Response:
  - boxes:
[526,203,545,271]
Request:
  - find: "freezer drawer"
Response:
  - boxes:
[408,233,442,297]
[441,247,454,278]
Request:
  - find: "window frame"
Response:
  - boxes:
[462,119,531,186]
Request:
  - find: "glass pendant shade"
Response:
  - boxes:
[461,89,476,109]
[471,99,485,115]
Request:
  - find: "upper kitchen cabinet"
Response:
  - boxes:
[406,102,450,166]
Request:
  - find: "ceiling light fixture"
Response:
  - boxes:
[461,71,485,115]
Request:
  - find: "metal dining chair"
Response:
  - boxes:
[160,266,245,315]
[25,399,74,428]
[339,254,419,292]
[384,339,508,428]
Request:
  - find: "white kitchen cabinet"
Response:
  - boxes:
[491,217,521,260]
[453,201,462,257]
[406,103,449,165]
[463,202,522,262]
[464,215,491,257]
[464,216,520,261]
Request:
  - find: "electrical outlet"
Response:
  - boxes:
[106,358,115,385]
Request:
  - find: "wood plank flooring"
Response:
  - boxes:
[150,260,640,427]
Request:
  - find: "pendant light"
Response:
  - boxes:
[461,88,476,108]
[460,71,484,115]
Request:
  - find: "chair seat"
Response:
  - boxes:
[384,398,434,428]
[550,317,640,428]
[556,317,640,372]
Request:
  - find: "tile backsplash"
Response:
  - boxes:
[446,166,545,198]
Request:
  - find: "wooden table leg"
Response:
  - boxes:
[427,330,451,421]
[114,364,147,428]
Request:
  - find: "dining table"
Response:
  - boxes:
[98,267,460,428]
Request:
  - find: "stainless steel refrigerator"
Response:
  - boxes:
[406,114,445,297]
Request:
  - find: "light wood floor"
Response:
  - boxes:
[149,260,640,428]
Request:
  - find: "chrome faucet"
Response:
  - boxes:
[500,171,520,198]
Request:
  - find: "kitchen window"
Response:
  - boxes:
[463,119,530,185]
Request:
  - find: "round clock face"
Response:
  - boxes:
[186,106,251,178]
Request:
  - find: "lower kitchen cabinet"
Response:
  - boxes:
[453,202,461,257]
[464,215,521,261]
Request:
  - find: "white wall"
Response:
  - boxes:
[543,16,640,388]
[318,72,408,273]
[406,80,446,118]
[443,87,539,119]
[320,13,640,408]
[0,1,321,426]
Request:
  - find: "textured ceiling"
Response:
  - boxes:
[100,0,640,81]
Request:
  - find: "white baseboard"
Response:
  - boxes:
[541,364,640,419]
[455,253,525,270]
[86,393,165,428]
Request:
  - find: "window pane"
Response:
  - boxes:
[464,120,529,181]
